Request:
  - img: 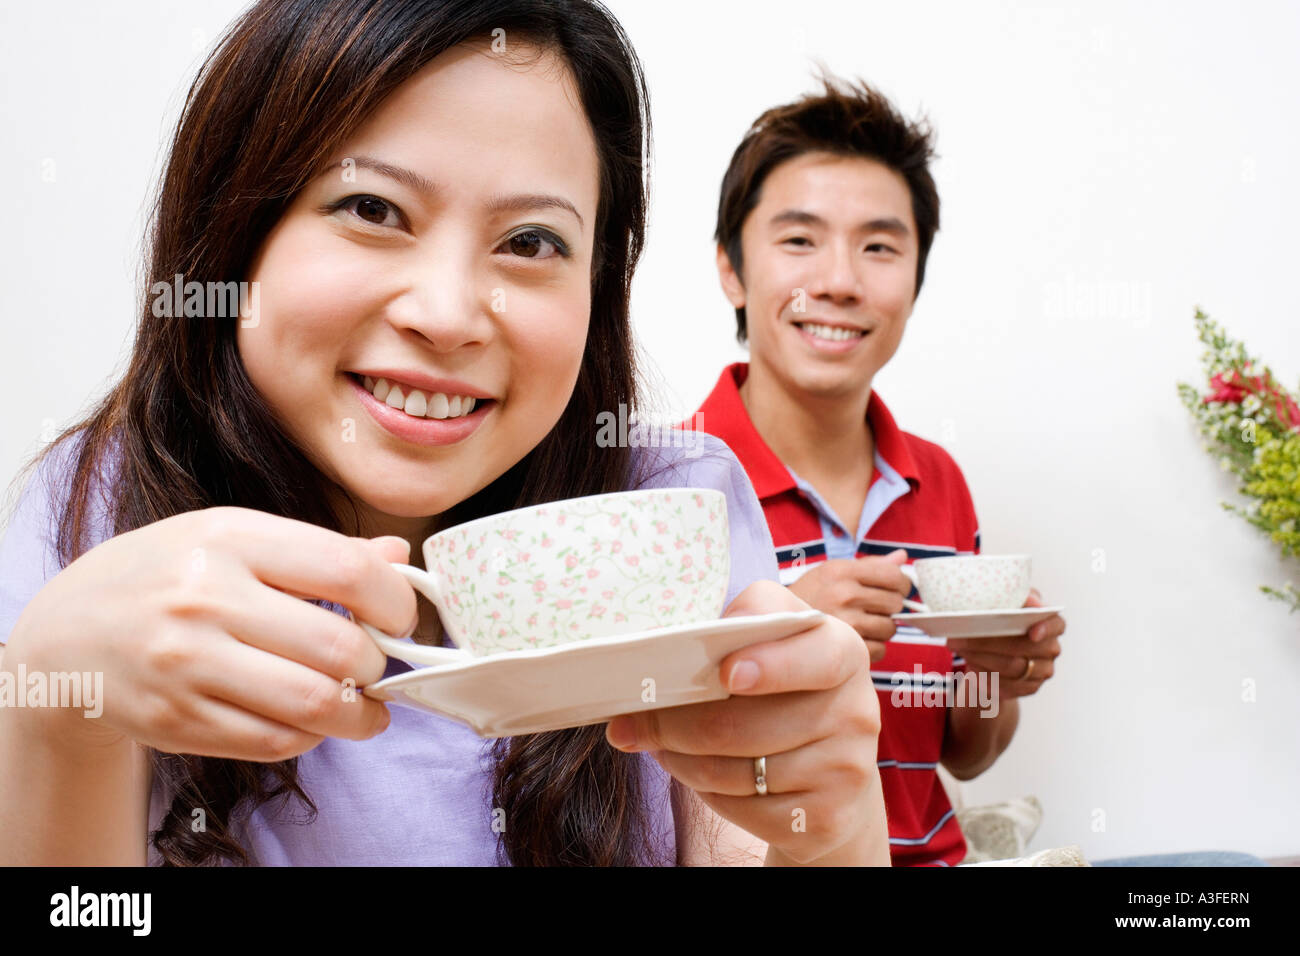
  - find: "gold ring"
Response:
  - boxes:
[1018,657,1035,681]
[753,756,768,796]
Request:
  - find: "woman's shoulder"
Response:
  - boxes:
[627,429,747,493]
[0,427,121,642]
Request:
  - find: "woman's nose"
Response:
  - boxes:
[386,249,494,351]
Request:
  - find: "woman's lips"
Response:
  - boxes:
[346,372,492,446]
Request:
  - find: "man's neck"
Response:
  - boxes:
[739,360,875,482]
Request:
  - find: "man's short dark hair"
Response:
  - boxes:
[715,74,940,344]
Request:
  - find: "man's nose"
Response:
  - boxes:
[810,240,864,304]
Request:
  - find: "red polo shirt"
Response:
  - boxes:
[689,363,981,866]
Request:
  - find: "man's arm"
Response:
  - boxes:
[940,694,1018,781]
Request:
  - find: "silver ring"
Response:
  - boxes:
[753,756,768,796]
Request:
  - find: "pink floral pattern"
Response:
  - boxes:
[424,489,729,654]
[913,555,1031,612]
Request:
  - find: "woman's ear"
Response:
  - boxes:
[715,243,747,310]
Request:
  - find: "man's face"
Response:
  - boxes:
[718,151,920,402]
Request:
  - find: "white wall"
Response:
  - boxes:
[2,0,1297,859]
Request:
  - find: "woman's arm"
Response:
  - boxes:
[0,610,152,866]
[672,778,767,866]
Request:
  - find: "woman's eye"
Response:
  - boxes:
[500,229,568,260]
[337,195,403,229]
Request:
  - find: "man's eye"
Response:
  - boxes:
[866,243,897,254]
[336,195,403,229]
[499,229,568,260]
[783,236,812,247]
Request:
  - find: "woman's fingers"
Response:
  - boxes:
[151,692,328,763]
[650,735,861,797]
[612,689,850,757]
[176,634,391,742]
[207,580,389,686]
[197,507,418,642]
[718,614,867,697]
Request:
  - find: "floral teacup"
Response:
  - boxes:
[900,554,1031,613]
[357,488,730,659]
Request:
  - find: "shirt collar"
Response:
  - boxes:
[692,362,922,500]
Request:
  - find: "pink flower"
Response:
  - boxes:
[654,520,668,534]
[557,514,566,525]
[520,552,530,563]
[615,612,626,622]
[527,613,538,627]
[602,590,614,599]
[682,555,693,568]
[490,610,501,620]
[625,556,639,567]
[498,574,510,586]
[565,554,578,569]
[466,546,477,560]
[653,543,664,554]
[586,568,599,579]
[556,599,572,609]
[541,534,553,547]
[589,604,607,618]
[532,579,546,593]
[477,560,487,575]
[611,541,623,554]
[661,589,674,599]
[609,515,621,527]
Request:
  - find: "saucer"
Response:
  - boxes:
[364,609,825,738]
[889,606,1064,639]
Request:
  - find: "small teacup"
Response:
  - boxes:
[355,488,731,662]
[899,554,1031,613]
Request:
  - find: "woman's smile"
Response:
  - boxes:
[345,371,495,447]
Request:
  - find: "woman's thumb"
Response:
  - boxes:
[364,535,411,564]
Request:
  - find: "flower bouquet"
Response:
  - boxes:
[1178,309,1300,612]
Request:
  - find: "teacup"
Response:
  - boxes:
[899,554,1031,613]
[355,488,731,661]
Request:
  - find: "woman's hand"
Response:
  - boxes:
[604,580,889,865]
[5,506,417,760]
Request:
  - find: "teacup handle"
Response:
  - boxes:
[897,565,930,614]
[351,562,469,668]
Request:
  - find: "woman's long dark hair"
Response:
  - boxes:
[20,0,664,865]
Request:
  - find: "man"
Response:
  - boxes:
[690,76,1067,865]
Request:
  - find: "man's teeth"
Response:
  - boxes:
[362,376,478,419]
[800,322,866,342]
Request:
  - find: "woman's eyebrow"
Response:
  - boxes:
[331,155,584,230]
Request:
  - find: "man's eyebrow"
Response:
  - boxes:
[769,209,911,237]
[332,155,584,229]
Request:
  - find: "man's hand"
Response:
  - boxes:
[946,589,1065,699]
[787,550,911,662]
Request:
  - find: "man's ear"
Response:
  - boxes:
[715,243,746,310]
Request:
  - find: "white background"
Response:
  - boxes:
[2,0,1297,860]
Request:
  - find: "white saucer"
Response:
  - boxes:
[364,609,826,738]
[890,606,1064,639]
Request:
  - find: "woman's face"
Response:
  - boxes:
[238,42,600,541]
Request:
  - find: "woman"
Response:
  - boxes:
[0,0,888,866]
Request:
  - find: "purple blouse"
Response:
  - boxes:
[0,430,778,865]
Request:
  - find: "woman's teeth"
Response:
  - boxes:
[362,376,478,419]
[800,322,866,342]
